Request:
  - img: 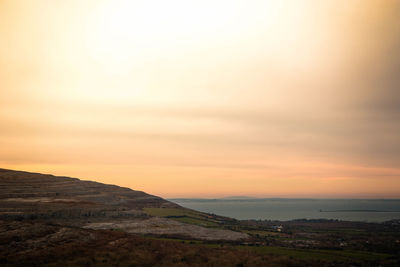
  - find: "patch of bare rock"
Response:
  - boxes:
[84,217,248,241]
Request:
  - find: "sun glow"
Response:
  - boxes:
[67,0,325,107]
[84,0,243,71]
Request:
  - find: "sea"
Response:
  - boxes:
[168,198,400,223]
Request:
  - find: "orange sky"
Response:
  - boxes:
[1,0,400,198]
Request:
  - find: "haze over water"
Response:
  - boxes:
[171,198,400,222]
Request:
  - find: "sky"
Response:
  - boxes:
[1,0,400,198]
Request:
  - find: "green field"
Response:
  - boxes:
[147,236,391,264]
[143,208,219,227]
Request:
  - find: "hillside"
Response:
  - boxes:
[1,168,399,266]
[0,168,247,241]
[0,168,177,219]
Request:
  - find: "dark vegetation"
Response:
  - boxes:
[0,220,319,267]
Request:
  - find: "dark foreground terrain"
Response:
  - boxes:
[0,220,318,266]
[1,168,399,266]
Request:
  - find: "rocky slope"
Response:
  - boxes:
[0,168,247,241]
[0,168,177,220]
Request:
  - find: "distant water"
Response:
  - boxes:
[168,198,400,222]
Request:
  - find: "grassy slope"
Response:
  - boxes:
[143,207,221,227]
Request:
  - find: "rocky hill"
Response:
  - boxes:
[0,168,177,220]
[0,168,247,241]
